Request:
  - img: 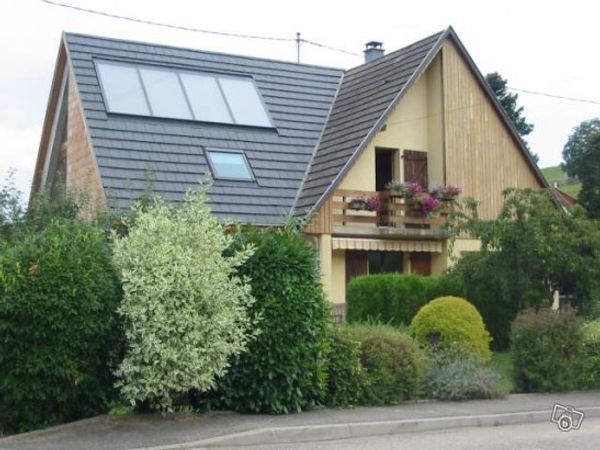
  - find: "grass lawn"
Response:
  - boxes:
[492,352,517,393]
[541,165,581,197]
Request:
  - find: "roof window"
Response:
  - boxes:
[206,150,254,180]
[96,61,272,128]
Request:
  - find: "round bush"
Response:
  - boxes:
[0,219,121,433]
[209,229,331,414]
[344,323,424,405]
[411,296,492,361]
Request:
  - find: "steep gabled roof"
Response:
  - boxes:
[295,30,445,213]
[295,27,548,215]
[63,33,343,225]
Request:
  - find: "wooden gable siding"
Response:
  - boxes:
[442,41,543,220]
[304,199,332,234]
[65,67,106,216]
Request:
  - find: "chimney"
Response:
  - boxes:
[364,41,384,62]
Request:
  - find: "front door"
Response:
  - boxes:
[345,250,368,284]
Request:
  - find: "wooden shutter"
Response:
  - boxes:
[403,150,428,188]
[346,250,368,284]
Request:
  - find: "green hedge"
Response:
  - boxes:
[511,308,583,392]
[580,321,600,389]
[324,327,363,407]
[207,229,331,414]
[346,274,458,326]
[0,219,121,433]
[343,323,424,405]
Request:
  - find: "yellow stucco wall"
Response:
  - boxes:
[339,54,444,191]
[332,250,346,304]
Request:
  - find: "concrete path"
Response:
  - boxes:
[1,391,599,449]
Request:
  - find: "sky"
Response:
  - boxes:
[1,0,599,196]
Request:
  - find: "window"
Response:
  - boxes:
[138,68,191,119]
[368,251,403,274]
[207,151,254,180]
[96,62,149,115]
[96,61,272,127]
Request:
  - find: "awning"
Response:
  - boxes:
[332,238,443,253]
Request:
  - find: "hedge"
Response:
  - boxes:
[346,274,458,326]
[511,308,583,392]
[207,228,331,414]
[0,219,121,433]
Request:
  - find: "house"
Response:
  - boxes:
[31,26,548,311]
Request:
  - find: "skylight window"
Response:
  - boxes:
[96,61,272,128]
[206,151,254,180]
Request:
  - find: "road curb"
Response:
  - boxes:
[138,406,600,449]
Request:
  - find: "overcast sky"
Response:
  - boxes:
[1,0,599,195]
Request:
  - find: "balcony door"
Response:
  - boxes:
[376,149,396,192]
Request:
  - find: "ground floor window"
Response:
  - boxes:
[368,251,403,274]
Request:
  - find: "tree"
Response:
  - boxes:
[450,189,600,348]
[577,132,600,218]
[112,184,256,411]
[485,72,537,162]
[562,118,600,178]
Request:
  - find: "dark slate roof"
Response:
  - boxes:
[63,33,343,225]
[295,31,445,213]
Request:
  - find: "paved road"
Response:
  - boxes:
[235,417,600,450]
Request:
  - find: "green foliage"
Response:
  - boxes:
[0,219,121,433]
[209,228,331,414]
[485,72,537,162]
[343,323,424,405]
[511,308,583,392]
[580,321,600,389]
[323,327,363,407]
[346,274,460,326]
[113,187,256,411]
[442,253,515,350]
[453,188,600,321]
[425,354,508,401]
[491,352,516,393]
[576,132,600,219]
[411,296,492,361]
[0,170,25,243]
[562,117,600,178]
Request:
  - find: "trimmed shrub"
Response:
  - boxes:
[347,274,462,326]
[0,219,121,433]
[411,296,492,361]
[113,191,256,411]
[511,308,583,392]
[425,355,508,401]
[209,228,331,414]
[324,327,363,407]
[580,321,600,389]
[344,323,424,405]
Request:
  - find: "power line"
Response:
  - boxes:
[508,87,600,106]
[41,0,294,42]
[41,0,361,58]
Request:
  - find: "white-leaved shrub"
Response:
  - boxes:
[112,183,256,411]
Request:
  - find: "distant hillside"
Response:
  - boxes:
[541,165,581,197]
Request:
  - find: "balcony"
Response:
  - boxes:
[331,189,453,239]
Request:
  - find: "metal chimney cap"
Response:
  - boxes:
[365,41,384,49]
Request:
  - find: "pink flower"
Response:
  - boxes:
[423,196,441,213]
[408,182,423,197]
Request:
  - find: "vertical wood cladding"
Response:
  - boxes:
[442,41,543,220]
[66,69,106,215]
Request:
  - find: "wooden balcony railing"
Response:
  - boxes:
[331,189,452,231]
